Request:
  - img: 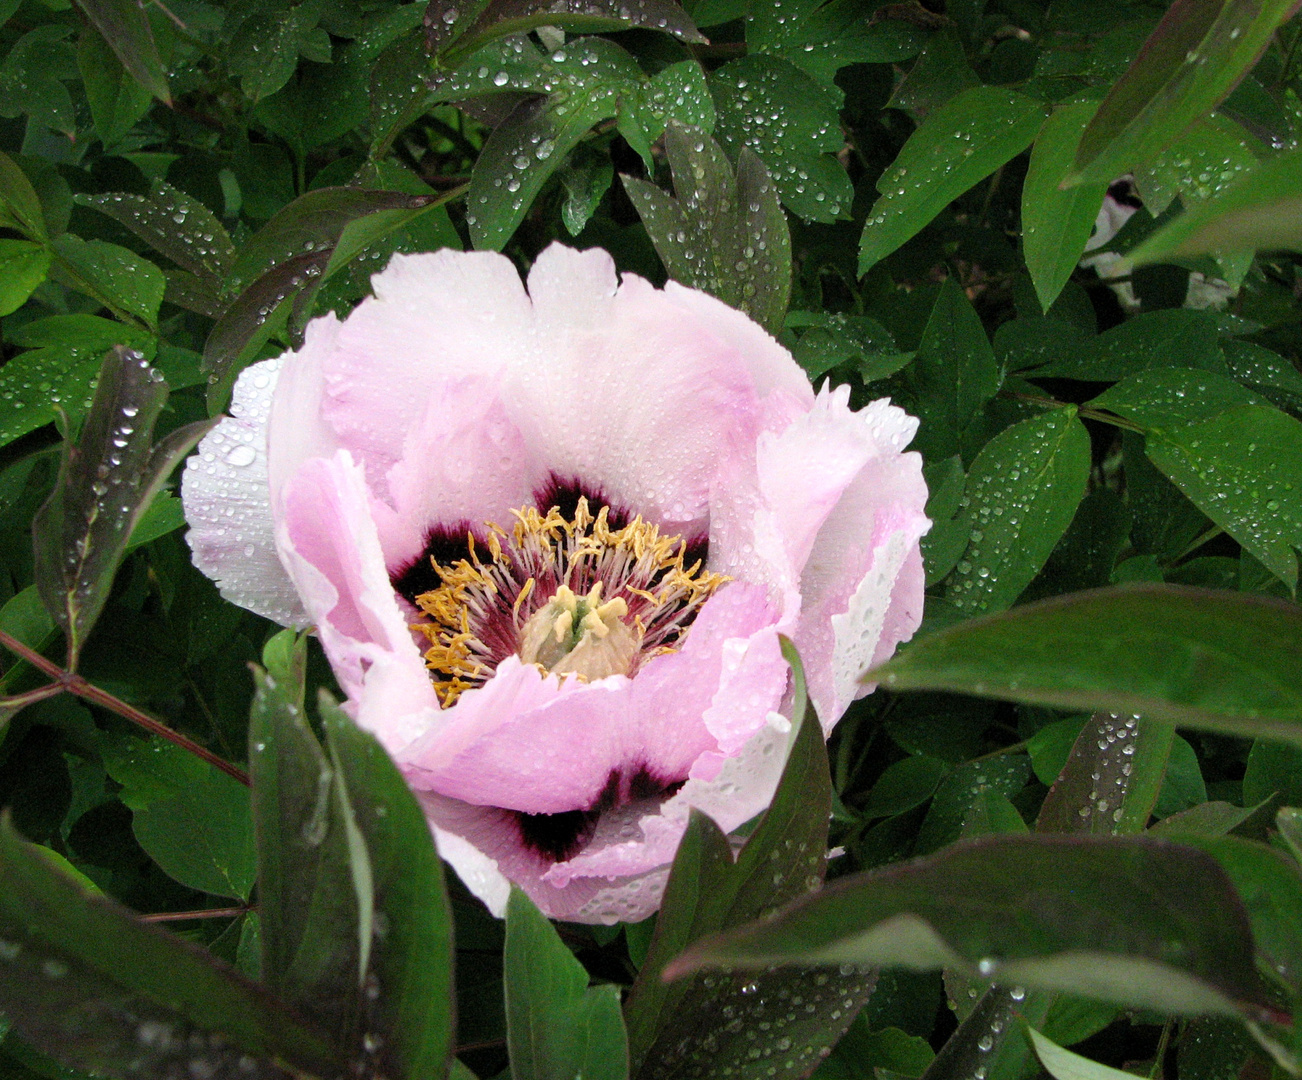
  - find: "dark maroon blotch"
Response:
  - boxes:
[391,521,476,604]
[534,474,632,529]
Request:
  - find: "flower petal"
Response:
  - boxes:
[181,356,307,627]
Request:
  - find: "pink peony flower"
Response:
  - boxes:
[182,244,929,923]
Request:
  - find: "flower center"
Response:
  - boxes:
[412,498,726,706]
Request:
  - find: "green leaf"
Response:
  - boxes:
[1089,367,1263,428]
[249,632,362,1049]
[49,236,165,331]
[76,28,153,148]
[79,183,235,285]
[748,0,927,86]
[616,60,714,169]
[464,39,642,250]
[665,833,1273,1019]
[504,888,629,1080]
[1022,102,1109,313]
[1142,404,1302,591]
[916,755,1030,854]
[31,348,216,667]
[861,755,949,819]
[1130,114,1259,218]
[624,641,874,1079]
[906,276,1002,461]
[227,4,322,102]
[0,27,77,136]
[319,695,456,1080]
[859,86,1046,273]
[0,149,47,240]
[100,734,255,900]
[71,0,170,104]
[1070,0,1300,184]
[0,813,340,1079]
[1127,150,1302,267]
[945,407,1091,615]
[0,238,49,317]
[1029,1026,1145,1080]
[1029,309,1224,381]
[1036,715,1173,835]
[709,55,852,223]
[869,583,1302,747]
[622,124,791,335]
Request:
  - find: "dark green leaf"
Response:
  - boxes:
[1030,309,1225,380]
[71,0,169,103]
[0,149,47,240]
[505,888,628,1080]
[616,60,714,169]
[49,237,164,331]
[666,833,1273,1019]
[0,238,50,317]
[1022,102,1108,313]
[859,87,1046,273]
[1089,367,1262,428]
[861,755,949,819]
[709,55,853,223]
[0,814,339,1079]
[1070,0,1301,184]
[870,584,1302,747]
[945,407,1091,614]
[31,348,216,667]
[906,277,1002,461]
[622,124,791,335]
[76,28,152,148]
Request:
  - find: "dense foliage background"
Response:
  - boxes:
[1,0,1301,1078]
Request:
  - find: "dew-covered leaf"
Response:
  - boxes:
[906,277,1002,461]
[1141,404,1302,591]
[709,55,852,223]
[75,21,153,146]
[1022,102,1108,313]
[622,124,791,335]
[1070,0,1301,184]
[665,833,1274,1021]
[31,348,215,667]
[859,86,1046,273]
[71,0,170,103]
[505,888,628,1080]
[0,813,340,1080]
[915,754,1030,854]
[463,38,642,250]
[624,642,875,1080]
[78,183,235,284]
[100,734,255,900]
[49,236,164,331]
[748,0,928,86]
[0,238,49,317]
[319,694,456,1080]
[1127,149,1302,267]
[0,26,78,136]
[869,583,1302,747]
[1089,367,1264,429]
[0,345,115,450]
[945,407,1090,615]
[616,59,714,169]
[227,3,324,102]
[1028,309,1225,380]
[1130,114,1258,219]
[434,0,704,68]
[1036,714,1173,836]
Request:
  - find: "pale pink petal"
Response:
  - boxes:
[276,451,438,753]
[181,356,307,627]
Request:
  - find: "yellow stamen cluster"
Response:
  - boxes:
[412,498,728,707]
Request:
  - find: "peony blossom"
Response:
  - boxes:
[182,244,929,923]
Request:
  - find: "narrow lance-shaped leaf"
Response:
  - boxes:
[665,833,1275,1021]
[868,584,1302,748]
[505,887,629,1080]
[0,813,340,1080]
[31,348,216,668]
[624,639,876,1080]
[1070,0,1302,184]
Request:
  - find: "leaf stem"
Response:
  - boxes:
[141,906,251,922]
[0,628,250,787]
[1000,389,1147,433]
[1168,525,1225,566]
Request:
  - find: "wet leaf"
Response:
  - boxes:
[622,124,791,335]
[709,55,852,224]
[1088,367,1264,428]
[1022,102,1108,313]
[1070,0,1302,184]
[748,0,927,85]
[0,238,49,317]
[945,407,1091,615]
[0,813,339,1080]
[616,60,714,169]
[1126,149,1302,266]
[1130,114,1258,218]
[869,583,1302,747]
[859,86,1046,273]
[505,888,628,1080]
[31,348,215,667]
[71,0,170,103]
[666,833,1273,1020]
[1029,309,1225,381]
[49,236,164,331]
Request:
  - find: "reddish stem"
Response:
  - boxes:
[141,906,250,923]
[0,628,250,787]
